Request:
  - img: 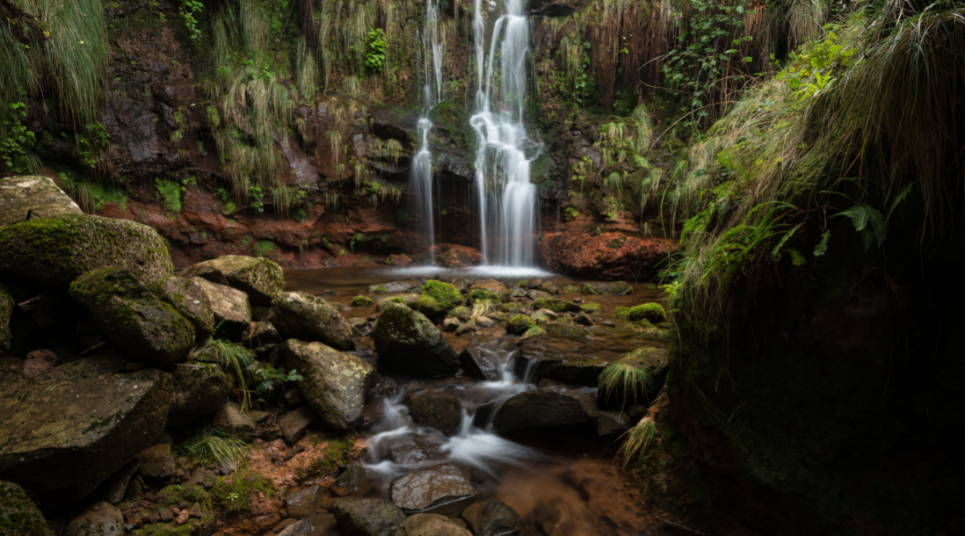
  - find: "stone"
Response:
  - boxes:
[375,293,421,313]
[0,357,171,508]
[135,444,176,479]
[284,340,376,431]
[410,391,463,436]
[390,464,476,516]
[22,349,59,378]
[385,254,414,267]
[331,466,373,498]
[269,292,355,351]
[0,176,82,230]
[514,345,609,386]
[454,320,477,336]
[332,498,407,536]
[0,281,11,356]
[0,480,50,536]
[285,486,324,520]
[64,501,124,536]
[458,347,501,381]
[474,315,495,328]
[492,388,597,432]
[461,501,520,536]
[279,406,317,444]
[441,317,461,333]
[596,410,632,437]
[394,514,473,536]
[194,278,252,334]
[166,361,232,428]
[540,281,559,295]
[369,281,420,294]
[574,312,593,326]
[627,303,667,323]
[417,280,464,320]
[185,468,217,489]
[505,315,536,335]
[531,298,581,314]
[277,513,339,536]
[101,460,139,504]
[69,268,195,367]
[182,255,285,306]
[0,214,173,292]
[544,322,589,338]
[580,281,634,295]
[437,245,484,268]
[372,303,459,377]
[470,279,507,293]
[155,276,216,338]
[244,320,281,347]
[212,401,256,435]
[536,232,676,281]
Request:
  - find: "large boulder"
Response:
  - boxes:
[166,362,233,428]
[461,501,520,536]
[492,388,597,432]
[194,278,251,334]
[332,498,407,536]
[270,292,355,351]
[69,268,195,367]
[0,480,50,536]
[0,176,82,229]
[0,215,173,292]
[372,303,458,377]
[394,514,473,536]
[284,340,376,430]
[390,464,476,516]
[155,276,216,339]
[64,501,124,536]
[0,281,12,356]
[0,356,172,508]
[182,256,285,307]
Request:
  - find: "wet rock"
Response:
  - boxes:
[378,434,447,466]
[386,254,414,267]
[514,346,609,386]
[155,276,216,338]
[332,466,374,497]
[417,280,464,320]
[284,340,376,430]
[194,277,252,335]
[277,513,339,536]
[212,401,256,435]
[375,293,421,313]
[0,356,171,508]
[540,281,560,295]
[64,501,124,536]
[279,406,317,444]
[461,500,520,536]
[182,255,285,306]
[0,214,173,292]
[536,232,676,281]
[166,361,232,428]
[0,176,82,230]
[100,460,140,504]
[0,480,50,536]
[270,292,355,351]
[581,281,634,295]
[437,245,485,268]
[332,498,407,536]
[22,348,59,378]
[286,485,324,520]
[370,281,421,294]
[458,347,501,381]
[0,282,12,356]
[596,410,632,437]
[474,315,495,328]
[394,514,473,536]
[135,444,176,479]
[390,464,476,516]
[410,391,463,436]
[69,268,194,366]
[454,320,477,336]
[492,388,596,432]
[372,303,459,377]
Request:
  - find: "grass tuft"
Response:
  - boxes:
[181,427,249,471]
[619,417,656,470]
[599,362,654,409]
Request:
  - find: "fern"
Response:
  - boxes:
[835,203,886,251]
[813,231,831,256]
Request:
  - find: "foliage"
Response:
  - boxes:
[155,179,184,214]
[0,102,34,173]
[190,335,256,409]
[599,362,654,409]
[619,417,656,470]
[365,28,387,72]
[181,427,249,471]
[179,0,204,40]
[210,470,275,516]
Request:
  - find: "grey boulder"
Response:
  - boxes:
[332,498,407,536]
[492,388,597,432]
[390,464,476,516]
[270,292,355,351]
[0,175,82,230]
[182,255,285,307]
[284,340,376,431]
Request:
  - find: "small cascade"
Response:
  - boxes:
[409,0,445,258]
[471,0,540,266]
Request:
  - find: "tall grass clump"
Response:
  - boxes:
[182,427,250,470]
[619,416,656,470]
[190,334,256,409]
[599,361,655,409]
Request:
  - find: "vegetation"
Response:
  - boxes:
[619,416,656,470]
[599,361,654,409]
[180,427,249,471]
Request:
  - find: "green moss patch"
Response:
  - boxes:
[209,470,276,517]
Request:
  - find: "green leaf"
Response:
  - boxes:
[813,231,830,256]
[787,248,806,265]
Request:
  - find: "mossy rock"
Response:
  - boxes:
[268,291,354,351]
[580,281,634,295]
[0,281,12,356]
[70,268,195,367]
[580,303,603,314]
[351,295,375,307]
[0,480,51,536]
[544,322,589,338]
[418,280,463,319]
[618,347,670,379]
[375,294,421,313]
[194,278,251,335]
[505,315,536,336]
[627,303,666,323]
[210,470,276,517]
[468,289,499,304]
[284,340,376,431]
[0,215,173,293]
[532,297,581,314]
[0,176,82,230]
[131,484,215,536]
[155,276,216,340]
[578,284,600,295]
[182,255,285,307]
[372,303,459,377]
[514,345,608,386]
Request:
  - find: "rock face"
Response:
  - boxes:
[492,388,596,432]
[394,514,473,536]
[461,501,520,536]
[182,256,285,306]
[284,340,376,430]
[69,268,195,367]
[372,303,459,377]
[536,232,676,281]
[409,391,463,436]
[155,276,216,339]
[270,292,355,351]
[0,215,173,292]
[0,356,172,508]
[166,361,233,428]
[0,281,12,356]
[332,498,407,536]
[0,176,82,229]
[390,464,476,516]
[0,480,50,536]
[64,501,124,536]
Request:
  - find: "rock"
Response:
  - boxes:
[410,391,463,436]
[286,485,324,520]
[375,294,421,313]
[492,388,597,432]
[441,317,461,333]
[155,276,216,339]
[599,347,670,407]
[0,176,82,230]
[505,315,536,335]
[531,298,581,314]
[580,281,634,295]
[284,340,376,430]
[461,501,520,536]
[536,232,676,281]
[372,303,459,377]
[544,322,588,338]
[596,410,632,437]
[0,356,171,508]
[627,303,667,323]
[0,282,12,356]
[277,513,339,536]
[514,345,608,386]
[469,279,507,293]
[135,444,175,479]
[369,282,420,294]
[64,501,124,536]
[244,320,281,347]
[68,268,194,366]
[331,466,373,497]
[185,468,217,489]
[394,514,473,536]
[474,315,495,328]
[540,281,559,295]
[22,349,59,378]
[194,278,252,334]
[390,464,476,516]
[417,280,464,319]
[100,460,139,504]
[574,312,593,326]
[279,406,317,444]
[166,361,232,428]
[437,245,484,268]
[351,295,375,307]
[0,215,173,292]
[0,480,50,536]
[386,254,414,267]
[212,401,256,435]
[332,498,407,536]
[458,347,501,381]
[454,320,477,336]
[182,256,284,307]
[269,292,355,351]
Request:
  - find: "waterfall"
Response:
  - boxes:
[471,0,540,267]
[410,0,444,258]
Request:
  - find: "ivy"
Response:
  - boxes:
[365,29,387,72]
[0,103,35,174]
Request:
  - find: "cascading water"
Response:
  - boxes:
[471,0,540,267]
[409,0,445,257]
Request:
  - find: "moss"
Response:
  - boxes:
[518,280,529,287]
[295,434,357,480]
[579,284,601,295]
[506,314,536,335]
[580,302,603,313]
[0,481,50,536]
[371,285,388,294]
[252,240,277,258]
[627,303,667,323]
[615,306,631,318]
[351,295,374,307]
[468,289,498,304]
[533,297,580,313]
[421,280,462,311]
[209,470,275,517]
